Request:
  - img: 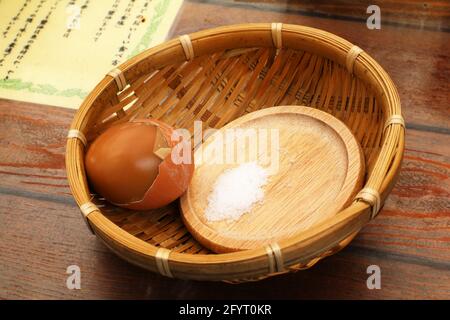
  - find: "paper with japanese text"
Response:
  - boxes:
[0,0,183,108]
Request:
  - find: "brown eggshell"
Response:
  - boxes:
[123,119,194,210]
[85,121,162,205]
[85,118,194,210]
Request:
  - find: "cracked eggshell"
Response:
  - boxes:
[85,118,194,210]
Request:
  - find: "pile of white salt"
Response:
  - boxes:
[205,162,269,222]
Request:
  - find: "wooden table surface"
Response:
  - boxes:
[1,0,449,299]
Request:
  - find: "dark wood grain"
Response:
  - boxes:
[0,1,449,299]
[233,0,450,31]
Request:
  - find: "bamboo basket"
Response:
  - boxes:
[65,23,404,282]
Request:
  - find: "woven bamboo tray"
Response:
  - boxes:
[66,23,405,282]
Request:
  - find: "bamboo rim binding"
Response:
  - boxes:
[271,22,282,51]
[155,248,173,278]
[79,201,97,234]
[67,129,87,147]
[265,243,284,274]
[355,188,381,219]
[65,23,404,282]
[384,114,405,132]
[179,35,194,61]
[107,68,127,91]
[346,45,363,74]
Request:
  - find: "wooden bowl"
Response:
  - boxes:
[66,23,404,282]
